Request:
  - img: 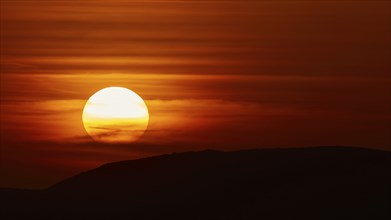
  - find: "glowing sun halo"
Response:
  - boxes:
[82,87,149,143]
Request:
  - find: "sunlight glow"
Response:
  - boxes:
[82,87,149,143]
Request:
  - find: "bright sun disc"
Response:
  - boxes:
[82,87,149,143]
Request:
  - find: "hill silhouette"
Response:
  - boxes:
[1,146,390,219]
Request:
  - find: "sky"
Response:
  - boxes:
[0,0,390,189]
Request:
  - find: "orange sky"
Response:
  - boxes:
[1,0,390,188]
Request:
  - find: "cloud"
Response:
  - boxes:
[0,0,390,189]
[1,1,389,77]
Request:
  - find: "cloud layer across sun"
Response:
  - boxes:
[1,0,390,188]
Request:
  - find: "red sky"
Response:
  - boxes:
[1,0,390,189]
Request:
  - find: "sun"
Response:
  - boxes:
[82,87,149,143]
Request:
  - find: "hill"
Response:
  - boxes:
[1,147,390,219]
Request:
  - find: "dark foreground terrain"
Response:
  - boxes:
[1,147,390,219]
